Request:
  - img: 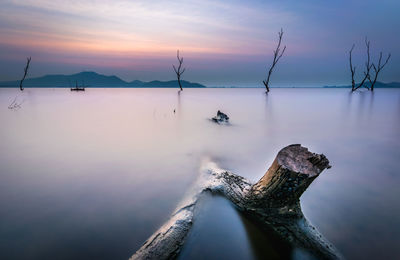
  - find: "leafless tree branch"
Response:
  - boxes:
[172,50,186,91]
[263,28,286,93]
[350,38,372,92]
[349,44,356,91]
[19,57,31,91]
[368,51,391,91]
[349,37,391,92]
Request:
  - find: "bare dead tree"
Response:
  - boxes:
[349,44,356,91]
[172,50,186,91]
[19,57,31,91]
[368,51,391,91]
[263,28,286,93]
[349,38,372,92]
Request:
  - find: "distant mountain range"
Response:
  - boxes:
[0,71,206,88]
[1,71,398,89]
[324,82,400,88]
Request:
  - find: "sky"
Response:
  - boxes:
[0,0,399,87]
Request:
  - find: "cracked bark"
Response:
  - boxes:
[130,144,342,260]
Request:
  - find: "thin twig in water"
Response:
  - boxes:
[172,50,186,91]
[349,38,372,92]
[19,57,31,91]
[348,37,390,92]
[263,28,286,93]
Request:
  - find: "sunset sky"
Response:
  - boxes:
[0,0,399,87]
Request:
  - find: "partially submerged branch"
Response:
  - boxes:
[131,144,341,260]
[173,50,186,91]
[350,38,372,92]
[349,44,356,91]
[263,29,286,93]
[349,37,391,92]
[368,51,391,91]
[19,57,31,91]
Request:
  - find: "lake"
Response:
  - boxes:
[0,88,399,259]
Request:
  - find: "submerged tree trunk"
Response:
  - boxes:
[131,144,342,260]
[19,57,31,91]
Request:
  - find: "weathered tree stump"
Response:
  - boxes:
[131,144,342,260]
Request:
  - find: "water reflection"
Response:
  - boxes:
[0,88,399,260]
[178,193,318,260]
[178,194,255,260]
[238,210,293,260]
[368,91,375,114]
[346,89,376,121]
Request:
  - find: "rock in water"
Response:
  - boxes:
[212,110,229,123]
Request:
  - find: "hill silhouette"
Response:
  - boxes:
[324,82,400,88]
[0,71,206,88]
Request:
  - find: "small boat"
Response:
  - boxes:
[70,80,86,91]
[70,87,85,91]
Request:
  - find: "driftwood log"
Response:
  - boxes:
[131,144,342,260]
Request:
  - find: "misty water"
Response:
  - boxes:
[0,88,399,260]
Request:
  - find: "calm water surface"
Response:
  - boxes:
[0,88,399,259]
